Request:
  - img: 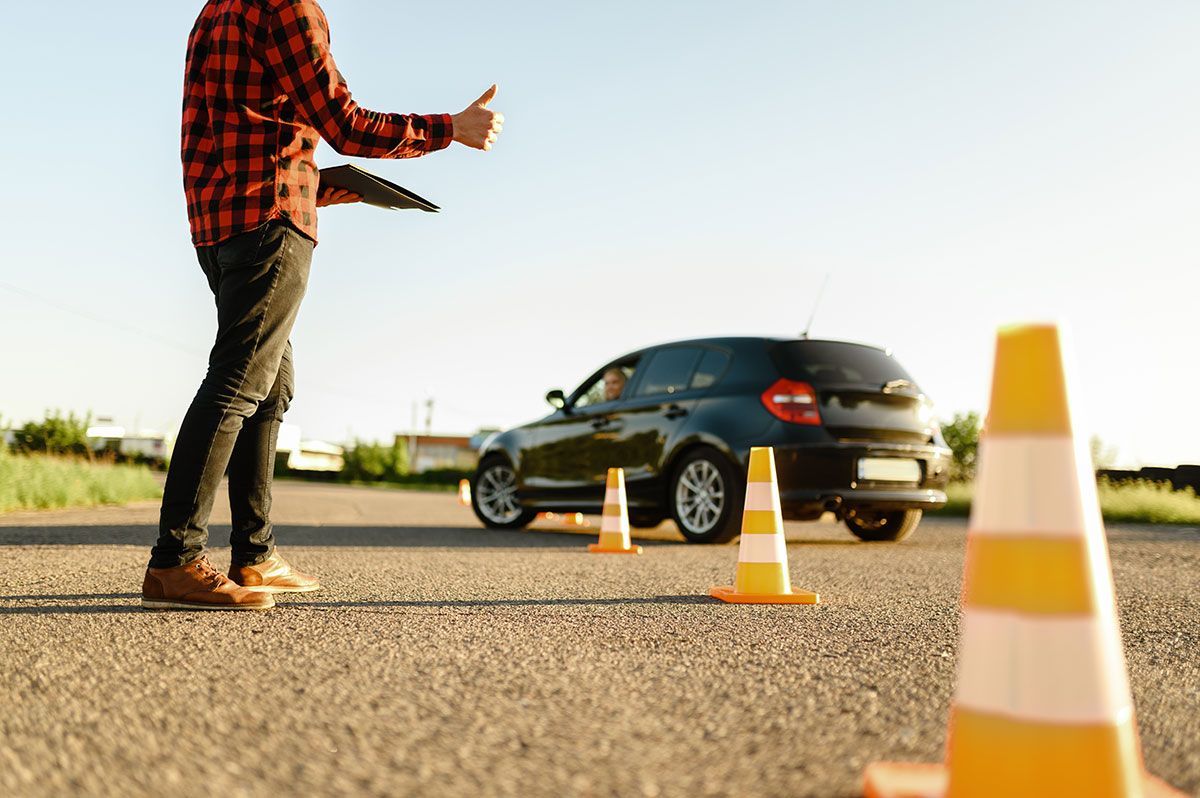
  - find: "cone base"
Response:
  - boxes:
[709,585,819,604]
[863,763,945,798]
[862,762,1187,798]
[587,543,643,555]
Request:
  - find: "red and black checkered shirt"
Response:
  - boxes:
[182,0,453,246]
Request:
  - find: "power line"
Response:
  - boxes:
[0,279,494,428]
[0,280,203,355]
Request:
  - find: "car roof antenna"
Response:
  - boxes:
[799,273,830,340]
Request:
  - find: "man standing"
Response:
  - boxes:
[142,0,503,610]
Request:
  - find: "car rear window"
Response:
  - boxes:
[770,341,914,386]
[636,347,703,397]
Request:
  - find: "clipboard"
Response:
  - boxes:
[318,164,440,213]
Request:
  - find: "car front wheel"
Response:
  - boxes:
[669,447,743,544]
[844,508,922,542]
[472,457,536,530]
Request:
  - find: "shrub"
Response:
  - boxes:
[9,410,93,458]
[940,481,974,516]
[940,411,981,482]
[1097,478,1200,525]
[341,438,409,483]
[931,478,1200,525]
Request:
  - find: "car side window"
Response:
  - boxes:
[690,349,731,390]
[573,363,637,410]
[635,347,703,398]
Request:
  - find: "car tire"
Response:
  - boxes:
[628,510,666,529]
[472,456,536,530]
[669,446,743,544]
[844,508,922,542]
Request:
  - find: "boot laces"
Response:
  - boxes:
[191,557,227,589]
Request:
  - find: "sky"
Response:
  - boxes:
[0,1,1197,467]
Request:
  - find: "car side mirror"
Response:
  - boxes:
[546,389,566,410]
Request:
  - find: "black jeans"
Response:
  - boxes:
[150,221,313,569]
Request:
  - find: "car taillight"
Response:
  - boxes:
[761,378,822,425]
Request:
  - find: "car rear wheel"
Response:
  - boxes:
[472,457,536,530]
[844,508,922,542]
[629,511,666,529]
[669,447,743,544]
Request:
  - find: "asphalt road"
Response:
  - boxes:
[1,481,1197,798]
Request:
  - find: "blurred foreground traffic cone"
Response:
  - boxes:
[457,479,471,506]
[863,324,1184,798]
[710,447,818,604]
[588,468,642,554]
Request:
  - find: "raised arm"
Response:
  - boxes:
[262,0,453,159]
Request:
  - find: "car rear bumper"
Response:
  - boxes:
[770,441,951,519]
[778,487,947,517]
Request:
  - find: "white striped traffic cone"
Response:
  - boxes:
[588,468,642,554]
[863,324,1183,798]
[710,446,818,604]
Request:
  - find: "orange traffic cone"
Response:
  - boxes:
[457,479,471,506]
[588,468,642,554]
[863,324,1184,798]
[710,447,818,604]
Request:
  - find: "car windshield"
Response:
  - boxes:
[770,341,914,387]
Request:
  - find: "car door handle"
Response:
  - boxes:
[591,417,611,429]
[663,404,688,420]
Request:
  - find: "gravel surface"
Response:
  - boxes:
[1,482,1196,798]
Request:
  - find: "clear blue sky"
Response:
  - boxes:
[1,1,1196,467]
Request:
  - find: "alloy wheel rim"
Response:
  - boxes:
[477,465,522,524]
[675,460,725,535]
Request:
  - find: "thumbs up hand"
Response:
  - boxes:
[451,84,505,151]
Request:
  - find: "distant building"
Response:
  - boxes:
[86,419,173,464]
[397,433,484,473]
[276,423,344,473]
[117,435,171,463]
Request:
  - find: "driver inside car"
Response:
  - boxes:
[603,368,628,402]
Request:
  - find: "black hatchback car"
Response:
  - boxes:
[471,337,951,543]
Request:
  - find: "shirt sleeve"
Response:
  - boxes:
[262,0,453,159]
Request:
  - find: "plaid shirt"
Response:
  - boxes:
[182,0,453,246]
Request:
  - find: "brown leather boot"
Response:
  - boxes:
[142,556,274,611]
[228,553,320,594]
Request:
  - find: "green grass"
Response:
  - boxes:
[1096,479,1200,525]
[932,478,1200,525]
[938,481,975,517]
[0,450,162,513]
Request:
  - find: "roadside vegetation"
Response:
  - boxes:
[289,437,466,492]
[0,412,162,513]
[934,412,1200,526]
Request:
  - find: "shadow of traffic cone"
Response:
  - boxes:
[457,479,471,506]
[588,468,642,554]
[863,324,1184,798]
[710,447,818,604]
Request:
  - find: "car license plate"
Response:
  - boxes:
[858,458,921,483]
